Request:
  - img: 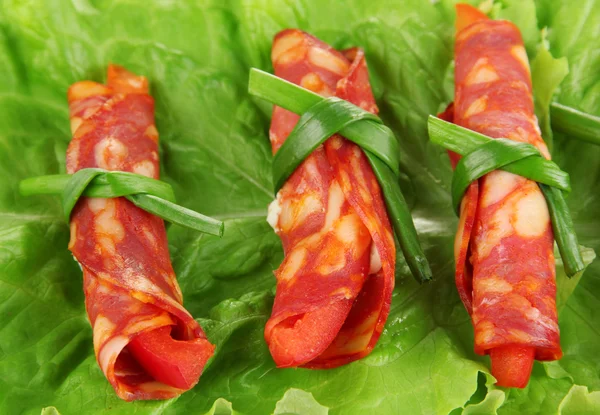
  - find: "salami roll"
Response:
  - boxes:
[66,65,214,400]
[448,5,561,388]
[264,30,396,368]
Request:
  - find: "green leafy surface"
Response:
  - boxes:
[531,35,569,150]
[0,0,598,414]
[273,389,328,415]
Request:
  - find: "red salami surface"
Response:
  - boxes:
[448,5,561,387]
[66,65,214,400]
[265,30,396,368]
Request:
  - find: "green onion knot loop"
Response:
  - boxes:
[427,115,583,277]
[249,68,432,283]
[19,168,223,236]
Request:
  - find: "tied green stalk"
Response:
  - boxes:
[550,102,600,146]
[20,169,224,236]
[428,115,584,277]
[249,68,432,283]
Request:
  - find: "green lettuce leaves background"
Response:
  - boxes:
[0,0,598,414]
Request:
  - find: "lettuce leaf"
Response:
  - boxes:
[0,0,598,414]
[274,389,328,415]
[531,30,569,151]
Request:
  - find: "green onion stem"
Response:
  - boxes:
[127,194,224,236]
[365,152,432,282]
[19,169,223,236]
[540,184,585,276]
[550,102,600,146]
[20,175,70,196]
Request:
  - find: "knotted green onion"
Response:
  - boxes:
[20,169,223,236]
[272,97,396,192]
[428,115,583,277]
[249,68,432,283]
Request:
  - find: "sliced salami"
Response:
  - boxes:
[448,5,561,388]
[67,65,214,400]
[265,30,396,368]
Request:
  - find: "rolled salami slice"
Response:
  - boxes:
[265,30,396,369]
[67,65,214,400]
[449,5,562,388]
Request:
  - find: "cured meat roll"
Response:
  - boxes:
[447,5,562,388]
[265,30,396,368]
[66,65,214,400]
